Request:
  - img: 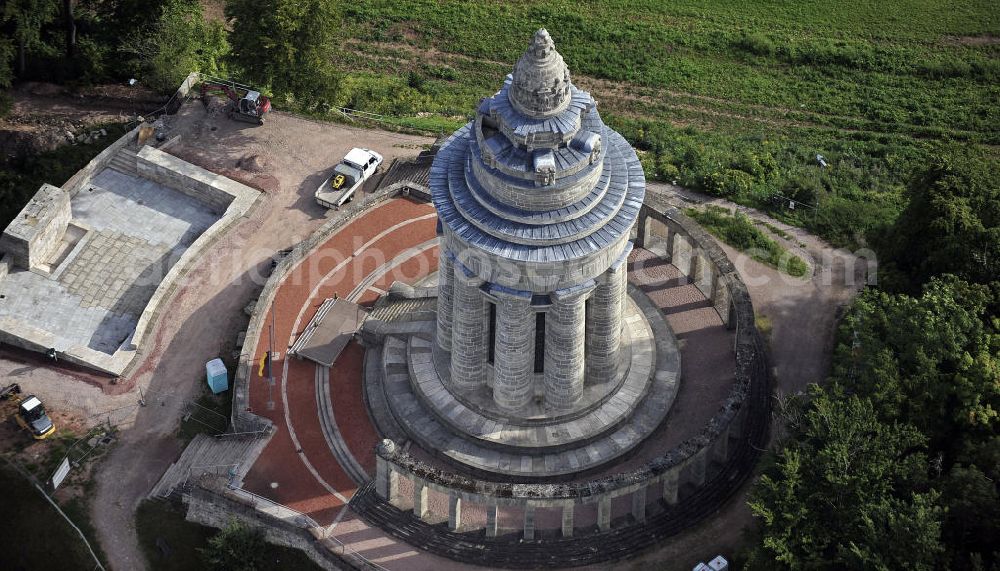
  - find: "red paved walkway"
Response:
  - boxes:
[243,197,438,525]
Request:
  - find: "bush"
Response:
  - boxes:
[686,206,809,277]
[732,31,775,57]
[201,520,266,571]
[705,168,754,198]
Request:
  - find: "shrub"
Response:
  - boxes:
[732,31,775,57]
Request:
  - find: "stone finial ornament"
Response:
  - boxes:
[509,28,572,118]
[378,438,397,455]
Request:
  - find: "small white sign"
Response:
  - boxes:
[51,457,71,490]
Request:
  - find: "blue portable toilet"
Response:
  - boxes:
[206,358,229,394]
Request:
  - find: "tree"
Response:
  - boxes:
[62,0,75,60]
[1,0,58,76]
[225,0,339,104]
[877,145,1000,291]
[747,389,943,570]
[199,520,266,571]
[119,0,228,93]
[0,37,14,89]
[938,463,1000,568]
[829,276,1000,458]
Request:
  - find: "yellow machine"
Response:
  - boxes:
[14,394,56,440]
[331,174,346,189]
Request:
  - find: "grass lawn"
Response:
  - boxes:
[0,462,101,570]
[686,205,809,277]
[136,500,324,571]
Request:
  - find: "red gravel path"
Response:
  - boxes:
[243,197,438,524]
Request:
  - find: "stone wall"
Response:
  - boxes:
[0,184,71,270]
[135,146,237,213]
[181,486,354,571]
[63,126,141,196]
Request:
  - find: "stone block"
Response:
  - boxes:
[0,184,71,270]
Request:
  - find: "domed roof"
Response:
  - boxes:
[509,29,572,119]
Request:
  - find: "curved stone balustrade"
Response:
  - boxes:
[362,200,771,560]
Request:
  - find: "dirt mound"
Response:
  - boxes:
[204,95,230,117]
[237,153,268,172]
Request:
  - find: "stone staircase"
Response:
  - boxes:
[366,296,435,323]
[350,323,773,568]
[107,148,139,175]
[149,432,270,499]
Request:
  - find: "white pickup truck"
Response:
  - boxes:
[315,147,383,208]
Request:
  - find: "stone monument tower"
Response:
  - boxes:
[432,29,646,414]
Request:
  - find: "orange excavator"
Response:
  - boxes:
[200,81,271,125]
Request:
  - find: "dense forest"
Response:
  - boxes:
[1,1,997,568]
[745,149,999,569]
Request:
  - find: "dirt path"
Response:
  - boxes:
[648,181,867,396]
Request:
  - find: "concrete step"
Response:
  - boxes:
[107,148,139,175]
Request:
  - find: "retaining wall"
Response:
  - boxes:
[182,486,350,571]
[64,125,142,196]
[135,146,238,213]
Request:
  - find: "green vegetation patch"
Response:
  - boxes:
[137,500,323,571]
[686,206,809,277]
[0,122,129,230]
[179,387,233,442]
[0,463,101,570]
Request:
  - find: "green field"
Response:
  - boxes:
[318,0,998,247]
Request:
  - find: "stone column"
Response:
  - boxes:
[436,252,455,352]
[689,448,707,487]
[713,424,731,463]
[586,261,627,383]
[693,253,715,300]
[631,487,646,523]
[561,504,575,537]
[664,226,676,263]
[544,286,589,408]
[523,504,536,540]
[712,275,731,326]
[662,470,679,505]
[688,248,702,285]
[486,505,499,537]
[413,478,428,520]
[450,270,489,389]
[597,495,612,532]
[493,290,535,411]
[635,211,648,249]
[375,451,399,505]
[448,495,462,532]
[671,234,687,275]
